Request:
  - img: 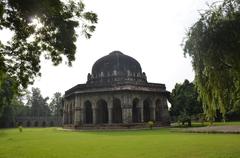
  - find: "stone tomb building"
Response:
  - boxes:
[63,51,170,128]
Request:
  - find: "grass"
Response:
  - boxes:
[0,127,240,158]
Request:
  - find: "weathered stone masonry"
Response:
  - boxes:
[63,51,170,128]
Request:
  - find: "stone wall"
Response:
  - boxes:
[14,116,62,127]
[63,91,170,128]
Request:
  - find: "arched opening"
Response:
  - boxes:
[34,121,38,127]
[155,99,162,121]
[112,98,122,123]
[84,101,93,124]
[143,99,151,122]
[17,122,22,126]
[10,122,14,127]
[132,98,141,123]
[96,99,108,124]
[26,121,31,127]
[50,121,54,127]
[42,121,46,127]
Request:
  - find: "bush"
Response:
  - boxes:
[19,126,23,132]
[147,121,154,130]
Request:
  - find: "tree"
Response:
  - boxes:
[0,0,97,92]
[170,80,203,126]
[0,74,17,116]
[0,94,25,127]
[183,0,240,122]
[49,92,62,118]
[27,87,50,117]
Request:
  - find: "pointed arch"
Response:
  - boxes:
[143,99,152,122]
[155,99,162,121]
[112,98,122,123]
[132,98,141,123]
[96,99,108,124]
[84,100,93,124]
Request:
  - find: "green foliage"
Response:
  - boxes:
[0,128,240,158]
[0,94,25,127]
[147,121,154,129]
[18,125,22,132]
[0,0,97,90]
[183,0,240,121]
[0,74,18,116]
[27,88,50,117]
[170,80,203,126]
[49,92,63,117]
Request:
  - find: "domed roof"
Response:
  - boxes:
[92,51,142,75]
[87,51,147,84]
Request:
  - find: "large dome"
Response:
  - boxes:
[92,51,142,75]
[87,51,147,84]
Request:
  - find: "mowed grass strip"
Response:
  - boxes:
[0,128,239,158]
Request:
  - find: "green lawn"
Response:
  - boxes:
[0,128,239,158]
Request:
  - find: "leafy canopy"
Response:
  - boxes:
[183,0,240,120]
[0,0,97,90]
[170,80,203,126]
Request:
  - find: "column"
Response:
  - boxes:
[140,107,144,122]
[80,108,84,124]
[122,107,132,123]
[62,105,66,125]
[74,108,81,126]
[139,101,144,122]
[68,106,71,124]
[92,107,97,124]
[72,105,75,124]
[108,107,112,124]
[151,107,156,121]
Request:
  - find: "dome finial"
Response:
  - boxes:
[109,50,123,55]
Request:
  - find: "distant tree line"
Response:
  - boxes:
[170,80,240,127]
[0,87,63,128]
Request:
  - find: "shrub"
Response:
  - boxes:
[148,121,154,130]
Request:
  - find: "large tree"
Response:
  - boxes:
[49,92,62,118]
[0,94,27,127]
[27,87,50,117]
[0,74,17,117]
[183,0,240,121]
[0,0,97,91]
[170,80,203,126]
[0,0,97,113]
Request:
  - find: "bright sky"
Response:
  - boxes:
[1,0,217,98]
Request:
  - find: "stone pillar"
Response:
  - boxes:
[62,105,66,125]
[80,108,84,124]
[71,105,75,125]
[139,101,144,122]
[140,107,144,122]
[161,97,170,125]
[122,94,132,123]
[151,107,156,121]
[122,107,132,123]
[68,106,71,124]
[92,101,97,124]
[108,108,112,124]
[92,107,97,124]
[74,108,81,126]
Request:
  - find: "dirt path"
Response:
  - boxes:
[182,125,240,134]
